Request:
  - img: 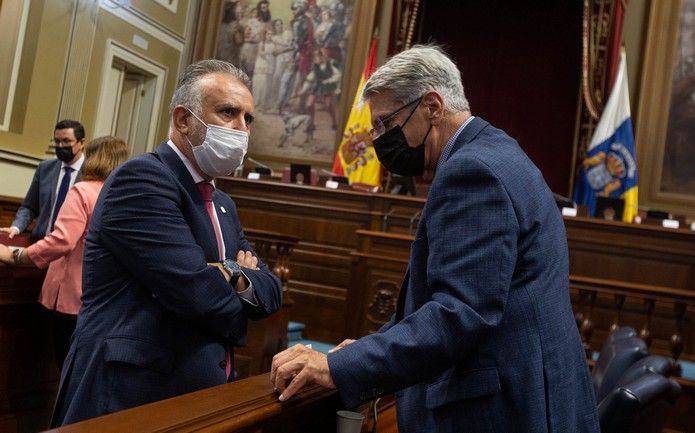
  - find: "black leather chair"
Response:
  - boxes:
[593,335,649,401]
[615,355,675,387]
[605,326,638,344]
[598,372,681,433]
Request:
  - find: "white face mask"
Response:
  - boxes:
[186,109,249,178]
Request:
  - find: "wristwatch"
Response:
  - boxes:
[12,247,24,265]
[222,259,242,286]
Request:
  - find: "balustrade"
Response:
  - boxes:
[570,275,695,373]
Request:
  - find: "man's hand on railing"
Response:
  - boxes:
[270,344,336,402]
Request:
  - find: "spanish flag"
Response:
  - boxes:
[331,38,381,187]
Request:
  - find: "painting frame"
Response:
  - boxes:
[635,0,695,218]
[193,0,377,170]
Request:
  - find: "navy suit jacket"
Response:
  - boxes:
[328,118,599,433]
[13,158,81,242]
[53,143,283,425]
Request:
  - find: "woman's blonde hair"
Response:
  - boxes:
[81,136,130,181]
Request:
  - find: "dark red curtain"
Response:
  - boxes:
[417,0,583,195]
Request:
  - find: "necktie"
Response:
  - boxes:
[197,181,224,260]
[51,166,74,231]
[196,181,232,379]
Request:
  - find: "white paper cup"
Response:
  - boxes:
[336,410,364,433]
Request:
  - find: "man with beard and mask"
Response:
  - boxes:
[1,120,85,243]
[271,45,599,433]
[52,60,283,426]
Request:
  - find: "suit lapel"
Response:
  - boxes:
[47,160,62,208]
[395,118,489,322]
[154,143,220,260]
[155,143,199,197]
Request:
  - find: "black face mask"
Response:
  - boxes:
[373,126,427,176]
[373,100,432,176]
[55,146,76,163]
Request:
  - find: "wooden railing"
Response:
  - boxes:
[44,374,342,433]
[244,228,298,288]
[570,275,695,373]
[568,276,695,432]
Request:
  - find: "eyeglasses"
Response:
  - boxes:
[371,97,421,138]
[51,138,76,147]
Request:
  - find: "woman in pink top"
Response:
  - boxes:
[0,136,129,369]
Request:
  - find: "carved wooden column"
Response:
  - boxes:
[639,298,656,348]
[671,302,687,376]
[609,293,626,333]
[577,289,598,357]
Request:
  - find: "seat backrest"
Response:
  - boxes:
[605,326,638,344]
[598,372,681,433]
[594,326,638,365]
[615,355,675,388]
[593,336,649,401]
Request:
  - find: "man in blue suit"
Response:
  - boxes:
[1,119,85,243]
[271,46,599,432]
[53,60,283,425]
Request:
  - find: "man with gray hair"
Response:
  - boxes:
[52,59,283,425]
[271,45,599,432]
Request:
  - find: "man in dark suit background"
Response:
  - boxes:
[53,60,283,425]
[1,119,85,243]
[271,45,599,432]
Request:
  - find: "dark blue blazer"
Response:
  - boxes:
[328,118,599,433]
[53,143,283,425]
[13,158,81,242]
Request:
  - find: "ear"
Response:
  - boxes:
[172,106,192,135]
[422,91,445,125]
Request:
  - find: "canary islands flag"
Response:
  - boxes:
[331,38,381,187]
[573,48,638,222]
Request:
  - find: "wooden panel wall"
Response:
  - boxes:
[0,195,22,228]
[216,178,423,343]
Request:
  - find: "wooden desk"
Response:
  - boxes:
[0,195,23,228]
[0,234,55,433]
[566,217,695,289]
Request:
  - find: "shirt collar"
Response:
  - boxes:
[167,140,208,185]
[62,153,85,171]
[437,115,475,170]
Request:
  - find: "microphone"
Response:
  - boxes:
[247,157,270,169]
[320,168,339,177]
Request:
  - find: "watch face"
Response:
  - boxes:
[223,259,242,276]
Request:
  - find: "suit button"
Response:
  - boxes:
[219,360,227,369]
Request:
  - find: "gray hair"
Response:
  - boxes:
[361,45,470,113]
[169,59,251,115]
